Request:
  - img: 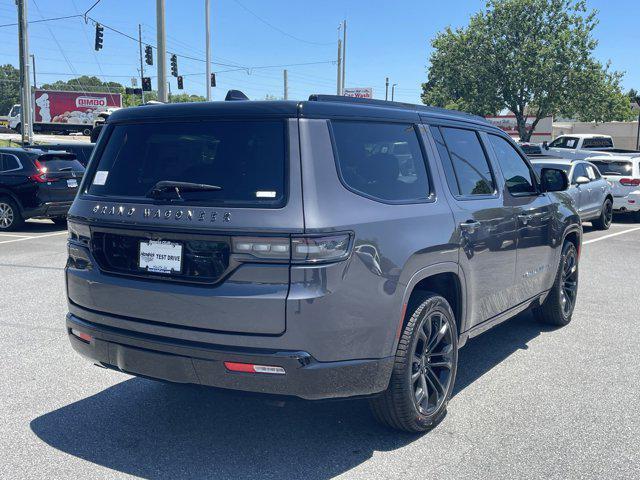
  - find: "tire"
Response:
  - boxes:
[369,293,458,432]
[51,217,67,227]
[592,198,613,230]
[533,241,579,326]
[82,127,92,137]
[0,197,24,232]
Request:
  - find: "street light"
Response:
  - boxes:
[391,83,397,101]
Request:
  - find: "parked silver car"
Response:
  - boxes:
[531,157,613,229]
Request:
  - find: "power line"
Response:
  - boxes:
[232,0,334,46]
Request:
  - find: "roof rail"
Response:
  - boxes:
[307,94,488,124]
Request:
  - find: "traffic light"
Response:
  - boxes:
[142,77,152,92]
[144,45,153,65]
[177,76,183,90]
[94,23,104,51]
[210,73,216,87]
[170,54,178,77]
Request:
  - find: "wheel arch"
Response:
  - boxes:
[396,263,466,352]
[0,188,24,214]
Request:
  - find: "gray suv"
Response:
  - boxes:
[65,95,581,432]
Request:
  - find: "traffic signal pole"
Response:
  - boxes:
[205,0,211,101]
[156,0,168,102]
[17,0,33,145]
[138,24,145,103]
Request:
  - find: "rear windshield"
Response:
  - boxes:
[589,160,632,176]
[583,137,614,149]
[87,120,286,207]
[38,155,85,173]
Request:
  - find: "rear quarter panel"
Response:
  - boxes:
[296,119,458,360]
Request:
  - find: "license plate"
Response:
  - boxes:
[139,240,183,274]
[67,179,78,188]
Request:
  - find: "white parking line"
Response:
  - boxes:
[0,233,31,238]
[0,231,67,245]
[583,227,640,245]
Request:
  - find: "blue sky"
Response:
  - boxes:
[0,0,638,104]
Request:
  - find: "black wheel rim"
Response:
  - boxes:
[560,248,578,317]
[604,201,613,227]
[411,311,454,415]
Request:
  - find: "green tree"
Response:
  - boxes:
[0,64,20,115]
[422,0,633,141]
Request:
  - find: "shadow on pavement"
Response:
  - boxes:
[30,311,550,480]
[11,220,67,234]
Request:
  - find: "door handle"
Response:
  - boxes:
[460,220,481,233]
[518,214,534,224]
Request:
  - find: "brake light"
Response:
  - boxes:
[29,159,57,183]
[619,178,640,187]
[232,234,352,264]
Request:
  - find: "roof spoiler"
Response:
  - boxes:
[225,90,249,101]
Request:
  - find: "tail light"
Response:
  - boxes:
[619,178,640,187]
[232,233,352,264]
[29,159,58,183]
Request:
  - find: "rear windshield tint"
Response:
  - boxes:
[87,120,286,207]
[38,155,85,173]
[532,163,570,175]
[589,160,632,176]
[582,137,613,149]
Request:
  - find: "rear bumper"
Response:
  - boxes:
[613,192,640,212]
[24,201,72,219]
[66,313,394,400]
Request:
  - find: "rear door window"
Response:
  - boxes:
[438,127,495,196]
[87,120,286,207]
[331,121,430,202]
[549,136,579,149]
[0,154,21,172]
[487,134,537,195]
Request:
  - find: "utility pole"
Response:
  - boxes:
[17,0,33,145]
[341,20,346,95]
[391,83,397,101]
[385,77,389,101]
[30,54,36,89]
[167,81,171,103]
[205,0,211,101]
[283,69,288,100]
[336,38,342,95]
[138,24,145,103]
[156,0,168,102]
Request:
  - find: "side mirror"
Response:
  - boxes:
[540,168,569,193]
[542,141,549,150]
[575,176,590,185]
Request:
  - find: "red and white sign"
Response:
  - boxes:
[344,87,373,99]
[485,114,553,142]
[33,89,121,125]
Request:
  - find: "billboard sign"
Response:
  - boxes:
[344,87,373,99]
[33,89,122,126]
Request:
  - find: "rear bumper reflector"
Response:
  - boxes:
[224,361,286,375]
[70,328,93,343]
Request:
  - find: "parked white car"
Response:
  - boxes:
[530,157,614,228]
[587,155,640,216]
[542,134,639,161]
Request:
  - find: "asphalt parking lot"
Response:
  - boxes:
[1,218,639,480]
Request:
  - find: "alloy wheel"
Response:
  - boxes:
[560,247,578,317]
[411,311,454,415]
[0,202,14,229]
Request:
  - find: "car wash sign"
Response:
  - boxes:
[344,88,373,99]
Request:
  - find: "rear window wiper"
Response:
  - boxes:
[146,180,222,201]
[57,166,73,172]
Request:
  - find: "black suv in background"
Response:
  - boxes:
[0,147,85,230]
